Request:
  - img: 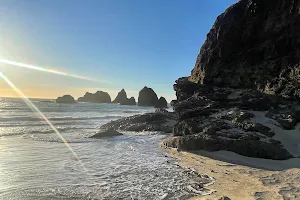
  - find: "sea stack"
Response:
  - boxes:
[164,0,300,160]
[120,97,136,105]
[56,95,76,104]
[78,91,111,103]
[112,89,127,104]
[137,86,158,106]
[154,97,168,108]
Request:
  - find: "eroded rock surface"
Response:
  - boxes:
[189,0,300,101]
[164,0,300,160]
[101,112,176,133]
[163,78,294,160]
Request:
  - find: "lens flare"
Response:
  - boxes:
[0,72,88,172]
[0,58,98,82]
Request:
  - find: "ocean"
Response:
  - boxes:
[0,98,212,200]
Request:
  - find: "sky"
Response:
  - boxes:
[0,0,236,102]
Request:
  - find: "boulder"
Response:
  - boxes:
[101,112,176,133]
[155,108,169,114]
[166,77,295,160]
[56,95,76,104]
[112,89,127,104]
[120,97,136,105]
[137,86,158,106]
[90,128,123,138]
[155,97,168,108]
[189,0,300,101]
[78,91,111,103]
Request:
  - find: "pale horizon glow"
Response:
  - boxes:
[0,58,99,82]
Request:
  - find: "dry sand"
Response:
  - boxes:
[162,147,300,200]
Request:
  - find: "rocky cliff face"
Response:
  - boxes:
[189,0,300,100]
[165,0,300,160]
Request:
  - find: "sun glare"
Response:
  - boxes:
[0,58,97,82]
[0,72,88,173]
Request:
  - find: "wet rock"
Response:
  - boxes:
[137,86,158,106]
[167,77,295,159]
[155,97,168,108]
[56,95,76,104]
[266,106,300,130]
[78,91,111,103]
[219,196,231,200]
[155,108,169,114]
[164,133,293,160]
[90,128,123,138]
[101,112,176,133]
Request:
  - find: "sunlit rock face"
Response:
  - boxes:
[189,0,300,100]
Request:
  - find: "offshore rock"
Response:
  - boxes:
[120,97,136,105]
[155,97,168,108]
[112,89,127,104]
[56,95,76,104]
[78,91,111,103]
[101,112,176,133]
[138,86,158,106]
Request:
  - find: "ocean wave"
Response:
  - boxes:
[0,115,122,122]
[123,110,140,114]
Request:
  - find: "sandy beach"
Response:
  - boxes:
[162,146,300,200]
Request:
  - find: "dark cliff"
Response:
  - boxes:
[164,0,300,160]
[189,0,300,100]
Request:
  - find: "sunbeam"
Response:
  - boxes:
[0,72,88,173]
[0,58,98,82]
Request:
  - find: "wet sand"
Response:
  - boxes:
[162,146,300,200]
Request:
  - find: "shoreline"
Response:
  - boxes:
[160,143,300,200]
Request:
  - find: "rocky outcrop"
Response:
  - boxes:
[112,89,136,105]
[90,128,123,138]
[120,97,136,105]
[56,95,76,104]
[155,108,169,114]
[155,97,168,108]
[164,78,295,160]
[112,89,127,104]
[189,0,300,101]
[138,86,158,106]
[164,0,300,160]
[101,112,176,133]
[78,91,111,103]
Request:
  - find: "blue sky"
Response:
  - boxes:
[0,0,236,101]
